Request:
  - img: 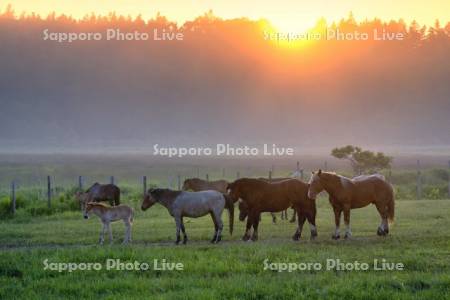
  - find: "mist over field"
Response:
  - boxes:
[0,10,449,153]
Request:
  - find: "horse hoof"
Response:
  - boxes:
[344,234,351,239]
[183,239,188,245]
[332,234,340,240]
[251,236,258,242]
[242,235,250,241]
[292,234,300,241]
[377,228,385,236]
[311,231,318,240]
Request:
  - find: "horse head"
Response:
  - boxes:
[308,169,325,199]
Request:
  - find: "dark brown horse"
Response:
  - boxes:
[76,183,120,210]
[308,170,394,239]
[228,178,316,241]
[258,177,297,223]
[182,178,229,194]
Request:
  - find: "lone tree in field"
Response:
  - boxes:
[331,145,392,174]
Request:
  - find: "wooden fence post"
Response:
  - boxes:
[47,175,51,208]
[110,176,115,185]
[78,176,83,190]
[143,176,147,195]
[300,169,304,181]
[177,175,181,190]
[296,161,300,172]
[416,160,422,200]
[271,164,274,176]
[206,174,209,182]
[269,170,272,180]
[388,170,392,183]
[11,181,16,214]
[447,160,450,199]
[324,161,328,171]
[236,171,240,179]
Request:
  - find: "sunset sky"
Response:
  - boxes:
[4,0,450,32]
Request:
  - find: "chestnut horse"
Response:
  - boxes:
[228,178,316,241]
[258,177,297,223]
[308,170,394,239]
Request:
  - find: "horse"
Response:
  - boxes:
[83,202,133,245]
[258,177,297,223]
[182,178,229,194]
[228,178,316,241]
[308,170,394,239]
[141,188,234,244]
[76,183,120,211]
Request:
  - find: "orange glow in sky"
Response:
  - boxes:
[3,0,450,32]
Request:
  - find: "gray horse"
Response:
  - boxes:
[141,188,234,244]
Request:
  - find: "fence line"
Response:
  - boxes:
[5,160,450,213]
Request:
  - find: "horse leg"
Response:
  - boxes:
[99,223,106,245]
[210,212,219,243]
[175,216,182,245]
[271,213,277,224]
[251,211,260,241]
[180,217,188,244]
[307,211,318,240]
[214,214,224,243]
[122,220,131,244]
[107,222,113,245]
[242,213,253,241]
[332,206,342,240]
[375,202,389,236]
[343,205,352,239]
[290,209,296,223]
[293,210,306,241]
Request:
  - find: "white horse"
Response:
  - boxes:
[141,188,234,244]
[83,202,134,245]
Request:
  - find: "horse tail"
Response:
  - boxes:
[223,194,234,235]
[387,188,395,224]
[130,208,134,224]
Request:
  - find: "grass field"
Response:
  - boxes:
[1,198,450,299]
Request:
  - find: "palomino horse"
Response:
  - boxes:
[76,183,120,212]
[228,178,316,241]
[308,170,394,239]
[83,202,134,244]
[141,189,234,244]
[182,178,229,194]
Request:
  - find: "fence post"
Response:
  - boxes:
[206,174,209,182]
[78,176,83,190]
[11,181,16,214]
[177,175,181,190]
[324,161,328,171]
[271,164,274,176]
[300,169,304,181]
[236,171,240,179]
[388,170,392,183]
[296,161,300,172]
[47,175,51,208]
[416,160,422,200]
[143,176,147,195]
[448,160,450,199]
[110,176,115,185]
[269,170,272,180]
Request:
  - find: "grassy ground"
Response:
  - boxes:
[1,199,450,299]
